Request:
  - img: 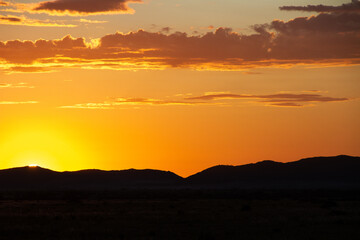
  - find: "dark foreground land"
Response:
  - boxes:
[0,189,359,240]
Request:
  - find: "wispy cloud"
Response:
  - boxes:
[79,18,107,24]
[60,97,210,109]
[0,100,38,105]
[60,102,114,109]
[3,66,54,73]
[0,14,76,27]
[60,92,351,109]
[0,82,35,88]
[186,93,350,107]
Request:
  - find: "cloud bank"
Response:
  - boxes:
[1,2,360,72]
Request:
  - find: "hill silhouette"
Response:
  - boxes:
[0,167,183,190]
[0,155,359,190]
[187,155,360,188]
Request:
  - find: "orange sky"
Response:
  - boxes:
[0,0,359,177]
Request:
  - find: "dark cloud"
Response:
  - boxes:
[280,0,360,13]
[0,16,21,22]
[33,0,142,15]
[259,13,360,61]
[0,1,9,6]
[186,93,349,107]
[270,103,302,107]
[268,13,360,33]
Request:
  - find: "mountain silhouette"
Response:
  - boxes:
[0,155,359,190]
[0,167,183,190]
[187,155,360,188]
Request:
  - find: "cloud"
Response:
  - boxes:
[270,102,302,107]
[60,97,210,109]
[0,35,87,65]
[0,11,359,72]
[60,102,114,109]
[160,27,171,33]
[256,12,360,61]
[79,18,107,24]
[0,16,21,22]
[0,100,38,105]
[0,14,76,27]
[267,13,360,33]
[31,0,142,16]
[3,66,54,73]
[0,82,34,88]
[279,0,360,13]
[60,92,351,109]
[186,93,350,107]
[115,97,208,105]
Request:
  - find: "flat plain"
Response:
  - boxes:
[0,190,359,240]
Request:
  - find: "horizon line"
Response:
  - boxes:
[1,154,357,178]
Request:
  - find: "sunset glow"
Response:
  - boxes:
[0,0,359,177]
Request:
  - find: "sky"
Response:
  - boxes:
[0,0,359,177]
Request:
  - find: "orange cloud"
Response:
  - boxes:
[280,0,360,13]
[31,0,142,16]
[1,11,359,72]
[0,1,8,6]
